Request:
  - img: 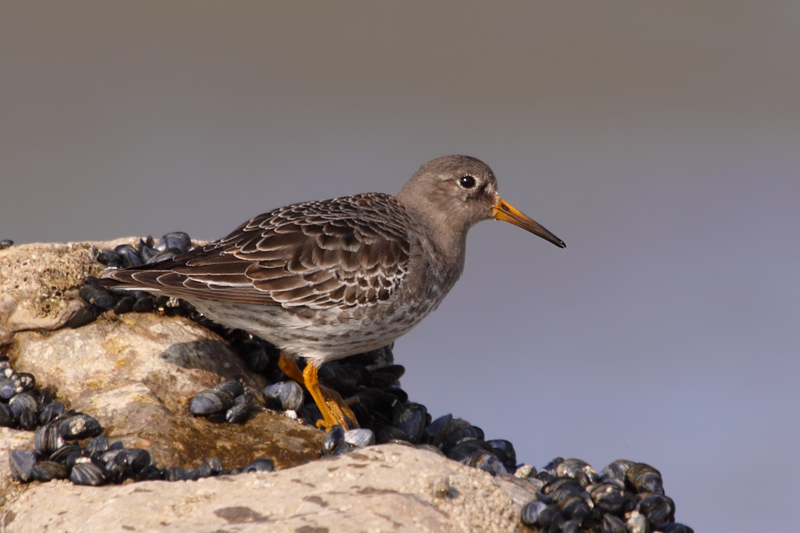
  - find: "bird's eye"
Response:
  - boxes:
[459,175,477,189]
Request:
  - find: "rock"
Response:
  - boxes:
[2,444,534,532]
[8,305,323,470]
[0,240,132,344]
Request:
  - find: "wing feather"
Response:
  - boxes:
[100,193,412,309]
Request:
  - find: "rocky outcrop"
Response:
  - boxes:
[3,443,535,532]
[0,241,535,532]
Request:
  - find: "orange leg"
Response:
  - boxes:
[278,353,305,383]
[301,363,359,431]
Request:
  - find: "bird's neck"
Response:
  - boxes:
[401,198,469,269]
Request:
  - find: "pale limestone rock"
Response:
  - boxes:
[3,444,535,533]
[0,239,135,343]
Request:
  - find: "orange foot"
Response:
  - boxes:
[278,353,359,431]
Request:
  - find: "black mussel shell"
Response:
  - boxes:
[323,425,350,454]
[563,518,583,533]
[383,387,408,404]
[627,462,664,495]
[557,494,591,522]
[469,451,507,477]
[446,442,490,463]
[214,379,244,398]
[35,423,66,456]
[32,461,69,482]
[204,457,224,476]
[16,372,35,392]
[242,458,274,473]
[113,295,137,314]
[245,345,270,374]
[155,232,191,253]
[523,501,563,529]
[195,460,213,478]
[442,425,484,453]
[601,514,628,533]
[422,413,452,448]
[132,296,155,313]
[137,465,165,481]
[99,450,124,480]
[189,389,235,416]
[0,239,14,250]
[65,305,102,328]
[486,439,517,471]
[344,428,375,448]
[114,244,142,268]
[542,457,565,474]
[49,444,82,467]
[40,400,66,426]
[166,466,192,482]
[96,249,122,267]
[115,448,152,474]
[375,424,408,444]
[599,460,629,489]
[392,402,426,444]
[9,392,39,429]
[591,482,626,514]
[226,394,253,424]
[520,500,548,527]
[84,435,110,457]
[544,477,589,503]
[79,284,117,311]
[58,413,103,439]
[263,381,304,412]
[71,460,106,486]
[557,458,598,486]
[637,493,675,528]
[10,450,38,483]
[0,403,13,427]
[148,249,183,265]
[626,512,649,533]
[0,376,22,400]
[139,244,159,264]
[38,386,56,406]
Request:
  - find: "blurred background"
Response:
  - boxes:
[2,2,799,530]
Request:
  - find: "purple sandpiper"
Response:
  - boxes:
[100,156,565,430]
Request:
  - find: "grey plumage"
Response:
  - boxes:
[100,155,564,366]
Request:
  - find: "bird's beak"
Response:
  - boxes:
[492,198,566,248]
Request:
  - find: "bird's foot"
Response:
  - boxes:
[315,385,359,431]
[294,359,358,431]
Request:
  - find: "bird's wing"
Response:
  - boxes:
[101,194,412,309]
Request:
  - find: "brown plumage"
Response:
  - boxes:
[100,155,565,430]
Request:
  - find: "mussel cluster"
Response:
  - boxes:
[3,350,276,487]
[65,232,199,329]
[12,426,275,486]
[518,457,692,533]
[0,357,61,432]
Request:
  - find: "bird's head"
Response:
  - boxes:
[398,155,565,248]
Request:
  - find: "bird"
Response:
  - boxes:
[99,155,565,431]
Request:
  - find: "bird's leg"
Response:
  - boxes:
[280,353,359,430]
[302,363,359,431]
[278,353,305,383]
